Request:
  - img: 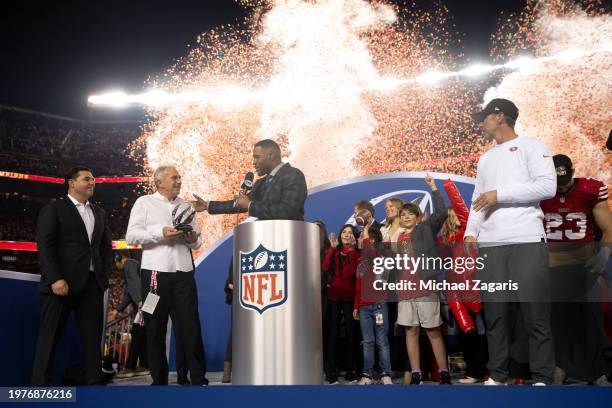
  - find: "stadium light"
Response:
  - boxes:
[87,90,131,108]
[87,46,611,109]
[458,63,498,77]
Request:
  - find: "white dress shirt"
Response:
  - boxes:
[268,162,286,178]
[465,134,556,244]
[67,194,95,271]
[126,192,202,273]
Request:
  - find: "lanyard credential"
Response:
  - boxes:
[142,271,160,315]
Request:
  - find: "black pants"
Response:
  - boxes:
[326,300,358,378]
[224,308,232,363]
[479,242,555,384]
[550,264,612,382]
[141,269,207,385]
[125,323,148,370]
[31,273,104,386]
[169,307,188,384]
[460,311,488,379]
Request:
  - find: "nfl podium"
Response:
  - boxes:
[232,220,323,385]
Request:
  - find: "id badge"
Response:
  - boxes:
[133,311,143,325]
[375,312,384,326]
[142,292,160,315]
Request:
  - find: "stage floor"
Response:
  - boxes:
[48,377,612,408]
[111,371,612,386]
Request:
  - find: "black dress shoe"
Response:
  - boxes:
[344,372,361,382]
[326,375,339,384]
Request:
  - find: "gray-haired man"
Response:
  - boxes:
[126,165,207,385]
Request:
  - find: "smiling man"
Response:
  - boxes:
[191,139,307,221]
[32,167,113,386]
[126,165,207,386]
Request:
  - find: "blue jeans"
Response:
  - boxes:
[359,302,391,376]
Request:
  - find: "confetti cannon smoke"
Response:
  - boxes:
[104,0,610,251]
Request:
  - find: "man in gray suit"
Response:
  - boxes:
[191,139,307,220]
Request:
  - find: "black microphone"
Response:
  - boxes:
[241,171,255,194]
[234,172,255,208]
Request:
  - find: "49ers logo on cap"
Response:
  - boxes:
[239,244,288,314]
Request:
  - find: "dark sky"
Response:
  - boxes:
[0,0,525,118]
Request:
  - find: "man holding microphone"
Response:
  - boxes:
[190,139,307,220]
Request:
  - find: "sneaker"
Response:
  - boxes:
[484,378,506,386]
[358,375,374,385]
[116,369,135,379]
[594,375,612,386]
[439,371,451,385]
[380,375,393,385]
[513,377,526,385]
[532,382,546,386]
[410,372,423,385]
[458,376,480,384]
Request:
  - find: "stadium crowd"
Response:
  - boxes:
[0,192,135,242]
[0,107,145,177]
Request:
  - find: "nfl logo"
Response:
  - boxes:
[239,244,288,314]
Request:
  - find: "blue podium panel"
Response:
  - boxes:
[0,271,80,386]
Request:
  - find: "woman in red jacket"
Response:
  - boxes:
[438,179,487,384]
[323,224,361,384]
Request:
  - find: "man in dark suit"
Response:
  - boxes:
[191,139,307,220]
[32,167,113,386]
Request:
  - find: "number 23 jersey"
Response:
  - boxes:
[540,178,608,243]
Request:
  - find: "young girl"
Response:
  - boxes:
[354,225,393,385]
[323,224,361,383]
[396,175,450,385]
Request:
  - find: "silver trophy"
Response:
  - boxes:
[172,203,196,233]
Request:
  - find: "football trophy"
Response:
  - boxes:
[172,203,196,233]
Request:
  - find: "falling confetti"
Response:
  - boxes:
[123,0,610,252]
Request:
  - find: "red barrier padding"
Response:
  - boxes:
[0,170,146,184]
[0,240,140,251]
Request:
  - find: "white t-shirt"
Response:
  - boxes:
[465,135,556,244]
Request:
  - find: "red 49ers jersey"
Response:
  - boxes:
[540,178,608,243]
